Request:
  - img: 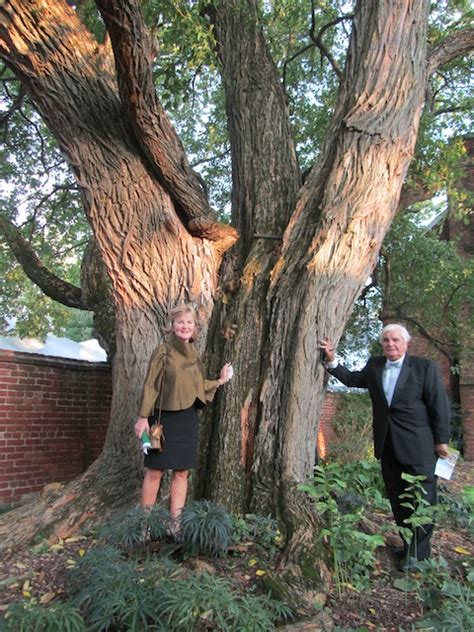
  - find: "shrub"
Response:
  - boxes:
[66,545,125,595]
[231,513,283,551]
[299,463,385,592]
[438,482,473,531]
[325,460,388,512]
[99,505,171,549]
[148,504,172,541]
[156,572,291,631]
[415,557,474,632]
[325,392,373,463]
[398,472,436,555]
[179,500,233,557]
[65,543,290,631]
[449,401,464,452]
[1,602,86,632]
[67,545,172,631]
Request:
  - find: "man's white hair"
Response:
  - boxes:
[379,323,411,344]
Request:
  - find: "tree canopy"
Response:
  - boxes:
[1,0,472,346]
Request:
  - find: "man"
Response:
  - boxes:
[320,324,450,571]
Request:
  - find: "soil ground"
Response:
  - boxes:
[0,461,472,631]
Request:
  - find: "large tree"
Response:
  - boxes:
[0,0,472,576]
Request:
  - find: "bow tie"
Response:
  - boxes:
[386,359,403,369]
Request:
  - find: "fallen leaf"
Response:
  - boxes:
[248,558,257,567]
[228,544,252,552]
[255,569,266,576]
[78,548,86,557]
[369,607,376,614]
[0,575,29,588]
[50,543,64,552]
[340,582,359,593]
[39,591,56,605]
[454,546,471,556]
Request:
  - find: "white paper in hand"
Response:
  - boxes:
[434,447,460,480]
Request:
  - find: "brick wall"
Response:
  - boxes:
[1,337,471,507]
[0,349,111,507]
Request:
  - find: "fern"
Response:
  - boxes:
[1,602,86,632]
[179,500,233,557]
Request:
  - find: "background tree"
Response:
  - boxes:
[0,1,472,588]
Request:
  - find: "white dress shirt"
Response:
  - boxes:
[326,355,406,405]
[382,356,405,405]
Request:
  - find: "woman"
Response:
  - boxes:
[134,303,232,526]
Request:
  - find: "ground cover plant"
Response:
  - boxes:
[299,462,387,593]
[0,461,472,631]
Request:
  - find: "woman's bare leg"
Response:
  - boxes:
[169,469,189,529]
[141,468,164,507]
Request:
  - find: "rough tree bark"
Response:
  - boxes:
[0,2,472,592]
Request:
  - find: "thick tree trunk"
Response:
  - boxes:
[0,0,228,548]
[202,0,431,535]
[254,0,430,524]
[196,0,301,512]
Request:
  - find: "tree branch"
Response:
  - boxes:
[22,185,78,228]
[0,82,25,126]
[191,147,231,169]
[427,28,474,76]
[308,3,353,80]
[433,104,468,117]
[358,279,377,303]
[379,249,391,303]
[397,179,435,213]
[209,0,300,250]
[282,43,314,89]
[0,213,88,310]
[95,0,236,246]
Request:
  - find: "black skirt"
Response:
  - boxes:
[144,405,198,470]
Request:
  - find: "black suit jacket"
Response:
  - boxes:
[329,354,450,465]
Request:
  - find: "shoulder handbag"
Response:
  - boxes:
[148,348,167,452]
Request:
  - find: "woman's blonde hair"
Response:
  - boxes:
[163,302,199,337]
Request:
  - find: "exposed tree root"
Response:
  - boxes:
[0,457,141,551]
[259,481,333,613]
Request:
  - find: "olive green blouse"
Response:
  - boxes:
[138,333,219,417]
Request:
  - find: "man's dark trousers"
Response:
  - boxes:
[381,430,437,560]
